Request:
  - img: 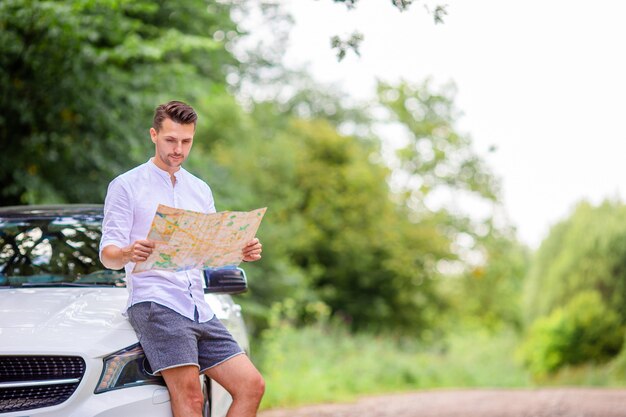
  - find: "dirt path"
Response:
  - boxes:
[258,388,626,417]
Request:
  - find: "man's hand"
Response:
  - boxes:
[101,240,155,270]
[123,239,155,264]
[242,238,262,262]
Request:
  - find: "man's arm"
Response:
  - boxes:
[101,240,155,270]
[99,178,155,270]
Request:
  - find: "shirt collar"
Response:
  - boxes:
[147,158,184,182]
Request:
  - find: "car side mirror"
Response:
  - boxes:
[203,267,248,295]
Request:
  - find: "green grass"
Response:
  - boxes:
[255,323,532,409]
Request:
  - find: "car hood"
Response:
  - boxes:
[0,288,137,357]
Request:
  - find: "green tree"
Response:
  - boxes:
[523,199,626,325]
[283,118,451,333]
[378,79,499,209]
[374,79,520,333]
[442,223,530,331]
[193,84,500,335]
[187,87,455,333]
[0,0,238,204]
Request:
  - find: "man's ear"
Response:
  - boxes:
[149,127,157,144]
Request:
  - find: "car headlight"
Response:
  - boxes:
[95,343,165,394]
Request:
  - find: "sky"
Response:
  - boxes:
[278,0,626,248]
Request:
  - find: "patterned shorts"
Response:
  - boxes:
[127,301,244,375]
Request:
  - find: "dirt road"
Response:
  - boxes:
[258,388,626,417]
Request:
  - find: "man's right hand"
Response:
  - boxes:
[101,240,155,270]
[122,240,155,264]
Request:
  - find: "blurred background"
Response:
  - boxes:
[2,0,626,410]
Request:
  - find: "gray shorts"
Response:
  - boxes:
[127,301,244,375]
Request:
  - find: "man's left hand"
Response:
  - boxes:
[242,238,262,262]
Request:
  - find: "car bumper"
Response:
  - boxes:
[2,384,173,417]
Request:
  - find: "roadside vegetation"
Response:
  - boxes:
[3,0,626,411]
[256,314,530,409]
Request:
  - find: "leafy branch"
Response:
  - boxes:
[329,0,448,60]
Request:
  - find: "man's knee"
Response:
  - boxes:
[170,384,204,412]
[236,371,265,401]
[164,374,204,410]
[183,387,205,409]
[253,373,266,399]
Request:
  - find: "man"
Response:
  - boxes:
[99,101,265,417]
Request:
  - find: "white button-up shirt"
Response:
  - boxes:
[99,158,216,322]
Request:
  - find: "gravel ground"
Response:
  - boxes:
[258,388,626,417]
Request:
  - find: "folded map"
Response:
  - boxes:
[133,204,267,273]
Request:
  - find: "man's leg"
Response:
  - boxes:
[160,365,204,417]
[203,354,265,417]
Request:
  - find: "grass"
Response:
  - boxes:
[255,322,532,410]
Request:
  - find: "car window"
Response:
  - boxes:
[0,216,125,288]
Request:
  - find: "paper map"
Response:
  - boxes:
[133,204,267,273]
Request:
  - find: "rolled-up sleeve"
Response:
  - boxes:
[99,178,133,261]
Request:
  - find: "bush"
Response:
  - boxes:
[518,291,623,377]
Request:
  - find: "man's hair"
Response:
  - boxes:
[153,100,198,131]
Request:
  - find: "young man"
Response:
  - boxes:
[100,101,265,417]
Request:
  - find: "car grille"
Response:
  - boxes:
[0,356,85,413]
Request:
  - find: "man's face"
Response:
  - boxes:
[150,118,195,172]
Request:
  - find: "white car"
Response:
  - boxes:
[0,205,251,417]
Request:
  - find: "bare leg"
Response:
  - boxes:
[204,354,265,417]
[160,365,204,417]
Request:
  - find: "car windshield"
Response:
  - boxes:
[0,215,125,288]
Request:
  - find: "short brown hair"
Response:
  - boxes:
[153,100,198,131]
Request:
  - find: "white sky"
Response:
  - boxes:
[279,0,626,248]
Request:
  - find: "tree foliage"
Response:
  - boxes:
[519,200,626,372]
[442,224,530,331]
[0,0,238,205]
[186,79,508,335]
[378,80,499,209]
[523,200,626,325]
[518,290,623,376]
[188,98,454,334]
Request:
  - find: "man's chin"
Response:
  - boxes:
[168,157,185,166]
